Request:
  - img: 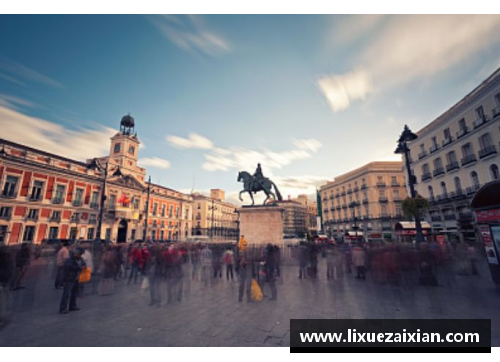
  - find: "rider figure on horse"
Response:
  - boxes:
[251,163,265,194]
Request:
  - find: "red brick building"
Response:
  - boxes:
[0,116,193,244]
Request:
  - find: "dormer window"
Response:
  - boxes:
[114,143,121,153]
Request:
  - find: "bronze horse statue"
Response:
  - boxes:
[237,171,283,205]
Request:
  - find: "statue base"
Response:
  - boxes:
[238,205,284,245]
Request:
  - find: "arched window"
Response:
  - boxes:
[428,185,434,199]
[440,181,447,195]
[490,164,500,180]
[470,171,480,187]
[454,177,462,192]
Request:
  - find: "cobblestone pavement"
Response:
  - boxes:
[1,257,499,347]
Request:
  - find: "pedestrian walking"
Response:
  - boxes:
[55,241,70,289]
[0,245,13,328]
[11,243,31,290]
[59,248,85,314]
[352,243,367,280]
[128,243,143,284]
[223,247,235,281]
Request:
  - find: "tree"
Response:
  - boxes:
[402,194,429,221]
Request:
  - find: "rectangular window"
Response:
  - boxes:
[2,175,19,198]
[23,226,36,243]
[54,185,65,203]
[476,106,485,119]
[49,227,59,240]
[89,214,97,224]
[87,228,94,240]
[160,230,164,240]
[0,225,7,244]
[69,227,78,240]
[169,205,173,218]
[447,151,457,164]
[391,176,397,185]
[90,191,99,207]
[108,194,116,208]
[479,133,493,149]
[51,210,61,221]
[128,146,135,155]
[153,202,158,216]
[130,229,136,241]
[462,143,473,157]
[458,118,466,130]
[114,143,121,153]
[443,128,451,140]
[105,228,111,241]
[30,180,44,201]
[0,206,12,219]
[161,204,166,217]
[133,196,140,210]
[27,209,39,220]
[74,188,84,205]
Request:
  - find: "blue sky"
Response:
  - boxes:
[1,15,500,204]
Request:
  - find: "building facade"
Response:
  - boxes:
[320,161,407,241]
[0,116,193,245]
[404,68,500,243]
[192,189,239,240]
[276,200,307,239]
[292,194,318,233]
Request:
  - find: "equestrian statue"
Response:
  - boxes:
[237,163,283,205]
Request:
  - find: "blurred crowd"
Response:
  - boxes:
[0,237,486,327]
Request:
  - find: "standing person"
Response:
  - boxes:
[238,256,252,302]
[59,248,85,314]
[223,247,235,281]
[11,243,31,290]
[98,246,116,295]
[128,243,143,284]
[298,242,308,279]
[0,245,13,328]
[200,244,212,287]
[238,235,247,254]
[333,245,345,280]
[352,243,367,280]
[79,245,93,295]
[55,241,70,289]
[264,244,277,301]
[113,245,123,280]
[325,245,335,280]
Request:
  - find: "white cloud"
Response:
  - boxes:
[317,69,372,113]
[330,15,386,46]
[166,132,214,149]
[0,104,115,161]
[149,15,231,57]
[138,157,171,169]
[201,139,323,172]
[320,15,500,113]
[0,56,64,88]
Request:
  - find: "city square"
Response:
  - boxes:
[1,12,500,352]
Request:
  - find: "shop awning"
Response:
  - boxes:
[395,221,432,231]
[471,180,500,211]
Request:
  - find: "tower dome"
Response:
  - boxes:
[120,114,135,135]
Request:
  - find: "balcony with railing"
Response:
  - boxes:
[466,184,481,195]
[90,202,99,209]
[29,194,42,202]
[442,137,453,147]
[479,145,497,159]
[70,215,80,223]
[341,204,347,209]
[393,196,402,202]
[341,191,346,196]
[436,193,450,203]
[363,214,371,220]
[347,189,352,194]
[360,184,367,190]
[391,182,400,187]
[72,199,83,207]
[429,144,439,154]
[449,189,466,199]
[433,167,445,177]
[329,195,334,200]
[461,154,477,166]
[26,213,39,221]
[493,106,500,119]
[456,127,468,139]
[88,217,97,224]
[473,116,488,129]
[418,150,428,159]
[444,213,456,221]
[52,197,64,204]
[431,215,442,222]
[379,197,388,203]
[421,172,432,182]
[362,198,369,204]
[380,213,391,220]
[353,186,359,193]
[50,214,61,222]
[0,209,12,220]
[376,182,386,188]
[446,161,459,172]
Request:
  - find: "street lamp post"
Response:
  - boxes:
[395,125,425,243]
[142,176,151,243]
[349,201,360,241]
[87,159,123,244]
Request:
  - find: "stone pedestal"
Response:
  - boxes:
[238,205,284,245]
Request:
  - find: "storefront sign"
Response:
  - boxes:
[476,209,500,223]
[479,225,499,265]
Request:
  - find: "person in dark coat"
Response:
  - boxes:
[11,243,31,290]
[59,248,85,314]
[0,246,14,327]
